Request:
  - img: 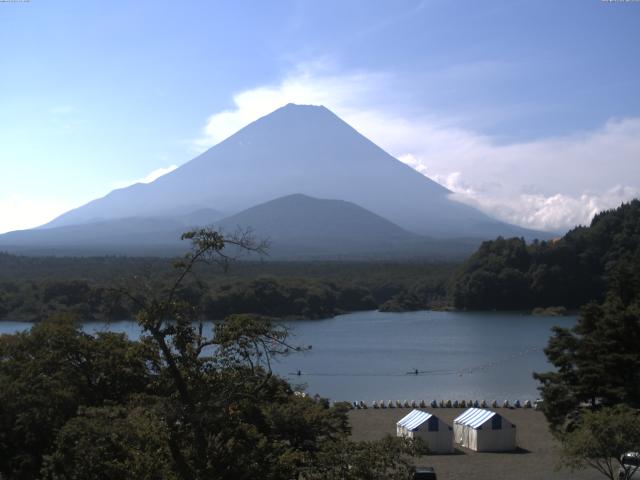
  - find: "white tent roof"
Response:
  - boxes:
[397,409,433,431]
[454,408,497,429]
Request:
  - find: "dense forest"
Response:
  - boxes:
[534,253,640,430]
[452,200,640,310]
[530,220,640,477]
[0,254,454,322]
[2,200,639,321]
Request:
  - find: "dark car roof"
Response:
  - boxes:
[414,466,437,479]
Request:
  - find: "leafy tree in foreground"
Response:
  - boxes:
[0,315,154,479]
[1,228,423,480]
[533,256,640,431]
[115,228,422,479]
[306,436,426,480]
[534,254,640,480]
[559,405,640,480]
[42,403,177,480]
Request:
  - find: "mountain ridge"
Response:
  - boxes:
[2,103,552,258]
[40,103,546,240]
[0,193,481,259]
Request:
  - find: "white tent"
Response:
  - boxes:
[396,409,453,454]
[453,408,516,452]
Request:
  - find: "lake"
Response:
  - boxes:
[0,310,575,403]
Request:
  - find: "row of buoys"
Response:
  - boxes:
[350,399,538,410]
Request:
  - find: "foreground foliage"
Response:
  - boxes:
[559,405,640,480]
[306,436,425,480]
[0,229,424,480]
[534,227,640,479]
[0,318,154,478]
[533,256,640,431]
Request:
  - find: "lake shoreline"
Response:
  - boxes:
[0,306,580,324]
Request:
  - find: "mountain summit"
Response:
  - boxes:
[42,103,542,239]
[0,104,550,257]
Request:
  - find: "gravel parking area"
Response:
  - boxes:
[348,408,603,480]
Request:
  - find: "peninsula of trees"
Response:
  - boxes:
[452,200,640,311]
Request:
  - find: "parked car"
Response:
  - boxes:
[619,452,640,480]
[414,466,437,480]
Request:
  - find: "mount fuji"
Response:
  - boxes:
[0,104,549,257]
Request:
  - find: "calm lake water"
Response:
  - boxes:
[0,310,575,402]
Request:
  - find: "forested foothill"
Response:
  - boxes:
[530,202,640,479]
[452,200,640,311]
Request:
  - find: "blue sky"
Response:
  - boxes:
[1,0,639,233]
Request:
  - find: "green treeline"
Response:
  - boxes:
[0,256,455,321]
[452,200,640,310]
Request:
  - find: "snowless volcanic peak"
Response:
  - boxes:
[41,103,545,240]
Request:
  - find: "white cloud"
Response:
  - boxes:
[195,65,640,232]
[0,194,73,234]
[397,118,640,231]
[193,62,390,150]
[136,165,178,184]
[434,174,637,232]
[113,164,178,190]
